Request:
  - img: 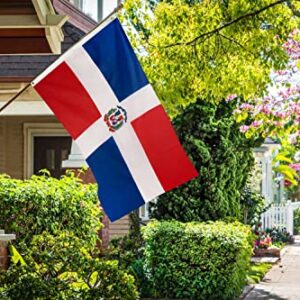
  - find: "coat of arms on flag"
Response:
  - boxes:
[32,18,198,221]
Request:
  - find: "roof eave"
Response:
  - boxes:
[0,76,34,83]
[52,0,97,33]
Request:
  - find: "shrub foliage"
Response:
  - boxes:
[143,220,253,300]
[152,99,262,221]
[0,173,138,300]
[1,232,138,300]
[0,172,101,248]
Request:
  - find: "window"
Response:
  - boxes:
[69,1,123,21]
[69,0,101,21]
[34,136,72,178]
[69,0,83,10]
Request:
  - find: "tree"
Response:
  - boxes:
[123,0,300,116]
[151,98,262,222]
[235,29,300,186]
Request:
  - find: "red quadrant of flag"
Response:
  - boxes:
[34,62,101,139]
[132,105,198,191]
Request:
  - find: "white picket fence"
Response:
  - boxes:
[261,201,300,235]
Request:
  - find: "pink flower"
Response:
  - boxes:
[251,120,263,127]
[290,29,300,37]
[226,94,237,102]
[285,180,292,187]
[260,105,271,114]
[276,70,288,76]
[274,111,286,119]
[274,121,283,127]
[240,125,250,133]
[289,133,298,144]
[240,103,253,110]
[290,163,300,171]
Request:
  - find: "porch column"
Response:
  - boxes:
[97,0,103,21]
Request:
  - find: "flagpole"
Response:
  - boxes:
[0,83,32,113]
[0,2,124,114]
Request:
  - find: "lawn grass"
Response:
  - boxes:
[247,262,272,284]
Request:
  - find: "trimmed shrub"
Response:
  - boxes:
[151,99,262,222]
[0,173,139,299]
[0,172,102,248]
[1,232,139,300]
[143,220,253,300]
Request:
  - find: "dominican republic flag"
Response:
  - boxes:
[32,18,198,221]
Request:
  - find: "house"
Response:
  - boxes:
[0,0,130,241]
[253,139,300,234]
[254,138,284,204]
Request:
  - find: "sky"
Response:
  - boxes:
[84,0,118,21]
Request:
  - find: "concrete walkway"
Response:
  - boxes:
[245,238,300,300]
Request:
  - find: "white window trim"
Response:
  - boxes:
[23,123,68,179]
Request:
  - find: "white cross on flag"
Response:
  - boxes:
[32,18,198,221]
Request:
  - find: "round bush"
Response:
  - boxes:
[143,220,254,300]
[0,172,102,248]
[0,173,139,299]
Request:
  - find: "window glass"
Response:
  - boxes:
[69,0,83,10]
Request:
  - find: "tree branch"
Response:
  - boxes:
[217,33,257,57]
[287,0,300,16]
[163,0,295,48]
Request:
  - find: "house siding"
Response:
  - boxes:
[109,215,130,240]
[0,116,58,179]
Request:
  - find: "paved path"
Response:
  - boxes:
[245,239,300,300]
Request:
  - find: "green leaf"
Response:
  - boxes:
[274,153,293,164]
[8,245,26,266]
[274,164,299,182]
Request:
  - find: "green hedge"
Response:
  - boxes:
[1,232,138,300]
[0,173,138,299]
[143,220,253,300]
[0,172,102,248]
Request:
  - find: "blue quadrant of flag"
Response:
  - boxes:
[87,137,144,221]
[83,19,149,102]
